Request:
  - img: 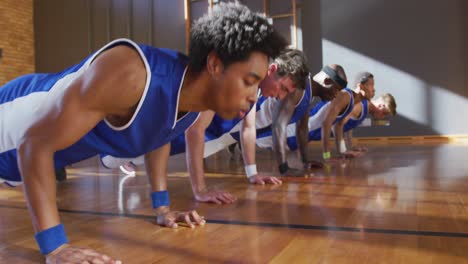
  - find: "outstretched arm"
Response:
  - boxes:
[145,143,205,229]
[20,45,145,262]
[185,111,236,204]
[272,90,305,175]
[321,92,350,160]
[241,104,282,184]
[333,118,347,154]
[296,104,311,163]
[333,117,363,159]
[344,130,354,150]
[296,103,324,169]
[240,104,257,168]
[343,103,367,153]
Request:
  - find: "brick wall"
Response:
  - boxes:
[0,0,35,86]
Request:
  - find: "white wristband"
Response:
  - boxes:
[244,164,257,178]
[340,140,347,153]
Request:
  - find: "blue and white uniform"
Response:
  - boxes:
[256,88,356,150]
[0,39,199,184]
[101,74,314,167]
[343,99,368,132]
[199,74,313,157]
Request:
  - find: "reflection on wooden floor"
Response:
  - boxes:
[1,143,468,263]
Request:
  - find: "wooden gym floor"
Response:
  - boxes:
[1,143,468,263]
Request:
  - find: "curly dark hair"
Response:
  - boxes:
[274,49,310,90]
[189,1,288,72]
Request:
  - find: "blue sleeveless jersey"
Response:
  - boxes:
[169,76,313,155]
[287,75,313,124]
[169,92,262,155]
[343,99,368,132]
[231,77,313,141]
[0,39,199,182]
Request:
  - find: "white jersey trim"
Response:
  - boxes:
[102,38,152,131]
[350,102,366,121]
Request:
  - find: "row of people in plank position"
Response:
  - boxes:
[0,2,395,263]
[101,71,396,203]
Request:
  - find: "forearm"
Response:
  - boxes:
[333,123,345,154]
[144,143,171,215]
[271,94,297,168]
[18,141,60,233]
[144,143,206,227]
[240,125,256,166]
[344,130,354,150]
[145,143,170,192]
[272,125,288,165]
[185,129,208,193]
[321,122,333,154]
[296,121,310,163]
[320,92,349,156]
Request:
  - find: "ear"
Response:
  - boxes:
[357,84,367,96]
[206,51,224,76]
[323,77,333,85]
[267,63,278,76]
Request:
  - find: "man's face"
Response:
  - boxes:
[209,51,268,119]
[259,64,296,100]
[373,108,389,119]
[371,98,389,119]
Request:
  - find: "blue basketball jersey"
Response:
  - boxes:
[284,88,355,150]
[169,91,263,156]
[230,77,313,142]
[343,99,368,132]
[169,75,314,156]
[0,39,199,182]
[287,75,313,124]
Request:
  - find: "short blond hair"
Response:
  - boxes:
[380,93,397,116]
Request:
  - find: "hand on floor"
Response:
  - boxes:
[194,189,237,204]
[46,244,121,264]
[156,207,206,229]
[341,150,363,159]
[352,146,368,152]
[304,160,325,169]
[248,174,282,185]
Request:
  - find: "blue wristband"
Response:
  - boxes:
[151,190,170,208]
[35,224,69,255]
